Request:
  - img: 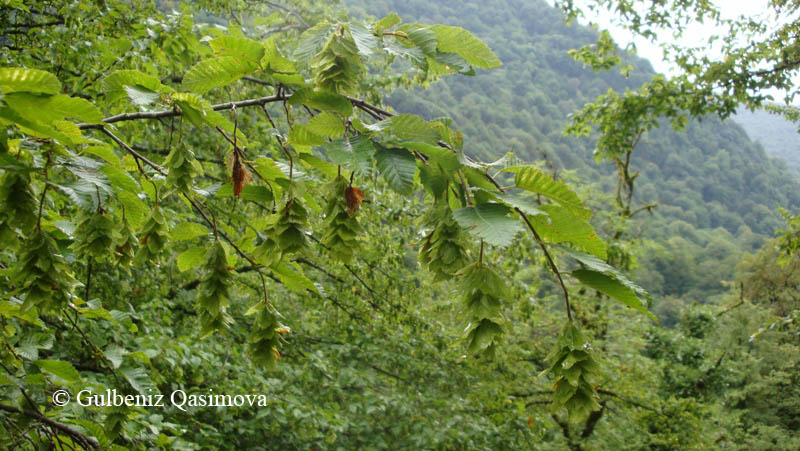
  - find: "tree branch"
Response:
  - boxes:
[0,403,99,449]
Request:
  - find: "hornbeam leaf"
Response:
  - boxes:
[374,146,416,194]
[305,112,345,138]
[571,269,657,321]
[374,12,402,35]
[124,85,159,106]
[349,22,378,58]
[177,246,207,272]
[272,262,319,294]
[494,191,548,217]
[209,35,265,63]
[389,114,440,143]
[182,56,258,94]
[507,166,591,219]
[557,246,653,310]
[453,202,522,247]
[103,70,172,104]
[35,360,80,383]
[431,25,502,69]
[170,222,209,241]
[288,88,353,115]
[0,67,61,94]
[294,23,335,64]
[528,205,606,259]
[4,93,104,123]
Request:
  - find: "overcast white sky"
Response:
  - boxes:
[566,0,798,102]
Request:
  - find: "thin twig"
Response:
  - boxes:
[516,208,572,321]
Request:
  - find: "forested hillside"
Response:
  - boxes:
[734,108,800,171]
[347,0,800,301]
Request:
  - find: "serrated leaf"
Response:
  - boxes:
[102,164,140,193]
[4,93,104,124]
[494,191,548,217]
[288,88,353,115]
[117,191,147,229]
[120,366,158,396]
[209,35,265,63]
[431,25,502,69]
[572,269,656,321]
[453,202,522,247]
[528,205,606,259]
[35,360,80,383]
[374,12,402,35]
[294,23,335,64]
[170,222,208,241]
[401,141,460,171]
[262,37,297,73]
[0,67,61,94]
[182,56,258,94]
[349,22,378,58]
[103,70,171,104]
[104,346,127,369]
[375,146,416,194]
[508,166,591,219]
[389,114,439,144]
[306,112,345,138]
[272,262,318,294]
[558,246,653,310]
[177,246,207,272]
[321,136,374,176]
[83,146,120,167]
[124,85,159,106]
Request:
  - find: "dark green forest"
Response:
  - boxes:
[1,0,799,449]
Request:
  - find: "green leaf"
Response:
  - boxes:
[262,37,297,73]
[272,262,319,294]
[389,114,439,144]
[374,146,416,194]
[209,35,265,63]
[349,22,378,58]
[453,202,522,247]
[124,85,159,106]
[0,68,61,94]
[431,25,502,69]
[558,246,653,310]
[177,246,207,272]
[117,191,147,229]
[102,164,140,193]
[35,360,80,383]
[4,93,104,124]
[528,205,606,259]
[508,166,591,219]
[321,136,375,176]
[103,70,171,104]
[83,146,120,167]
[170,222,209,241]
[571,269,656,321]
[374,12,402,35]
[494,191,548,217]
[306,112,345,138]
[182,56,258,94]
[401,141,460,171]
[294,23,335,64]
[288,88,353,115]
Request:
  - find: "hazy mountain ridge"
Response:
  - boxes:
[734,108,800,171]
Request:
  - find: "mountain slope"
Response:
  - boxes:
[734,108,800,171]
[346,0,800,299]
